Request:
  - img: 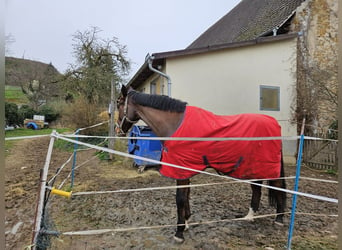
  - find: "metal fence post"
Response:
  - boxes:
[71,129,80,188]
[287,118,305,249]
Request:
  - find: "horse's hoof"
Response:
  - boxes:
[274,216,284,226]
[173,235,184,243]
[242,207,255,221]
[137,166,145,173]
[243,216,254,222]
[185,219,190,231]
[242,213,255,221]
[274,221,284,226]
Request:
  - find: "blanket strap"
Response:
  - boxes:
[129,145,139,155]
[225,156,244,175]
[202,155,211,168]
[202,155,244,175]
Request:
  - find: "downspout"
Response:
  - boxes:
[145,53,172,97]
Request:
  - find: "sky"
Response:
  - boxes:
[5,0,240,77]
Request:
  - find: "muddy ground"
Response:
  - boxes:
[5,136,338,249]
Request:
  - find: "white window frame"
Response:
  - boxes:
[260,85,280,111]
[150,80,157,94]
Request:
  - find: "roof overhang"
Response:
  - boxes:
[127,33,299,89]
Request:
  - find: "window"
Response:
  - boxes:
[150,81,157,94]
[260,85,280,111]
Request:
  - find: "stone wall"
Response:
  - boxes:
[292,0,338,132]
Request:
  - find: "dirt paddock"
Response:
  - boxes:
[5,137,338,249]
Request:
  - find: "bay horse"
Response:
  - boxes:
[117,85,286,243]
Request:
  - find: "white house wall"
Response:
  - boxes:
[141,38,297,156]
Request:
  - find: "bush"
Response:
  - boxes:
[5,103,61,126]
[38,105,60,123]
[60,96,107,134]
[5,102,19,126]
[18,105,36,124]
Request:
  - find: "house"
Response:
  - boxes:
[125,0,337,158]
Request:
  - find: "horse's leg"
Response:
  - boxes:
[269,157,287,225]
[244,181,262,221]
[184,180,191,230]
[269,179,286,225]
[174,179,190,243]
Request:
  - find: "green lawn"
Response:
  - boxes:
[5,128,72,154]
[5,128,70,138]
[5,85,29,103]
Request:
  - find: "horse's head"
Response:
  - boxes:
[117,85,140,134]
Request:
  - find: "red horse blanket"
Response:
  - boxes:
[159,106,282,180]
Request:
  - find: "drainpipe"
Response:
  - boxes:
[145,53,172,97]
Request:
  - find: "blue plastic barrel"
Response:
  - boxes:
[128,125,162,166]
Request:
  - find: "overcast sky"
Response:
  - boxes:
[5,0,240,76]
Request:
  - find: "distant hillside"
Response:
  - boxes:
[5,56,61,86]
[5,57,63,105]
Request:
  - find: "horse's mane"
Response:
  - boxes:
[128,90,187,112]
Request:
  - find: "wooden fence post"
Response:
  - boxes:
[108,78,116,160]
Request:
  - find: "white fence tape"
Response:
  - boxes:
[304,136,338,142]
[77,121,109,132]
[53,132,337,204]
[5,134,50,141]
[61,211,337,236]
[71,176,337,196]
[61,133,299,141]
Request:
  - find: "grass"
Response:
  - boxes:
[5,128,72,154]
[326,168,338,176]
[5,85,28,103]
[5,128,70,138]
[5,128,118,155]
[5,140,16,157]
[5,127,128,165]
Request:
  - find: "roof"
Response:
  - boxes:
[128,0,305,89]
[187,0,305,49]
[128,33,298,89]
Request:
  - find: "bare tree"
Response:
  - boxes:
[20,63,61,110]
[63,27,130,106]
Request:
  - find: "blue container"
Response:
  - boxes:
[128,125,162,166]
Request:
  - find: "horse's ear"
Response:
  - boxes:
[121,85,128,97]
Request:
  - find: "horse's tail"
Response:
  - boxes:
[268,152,286,208]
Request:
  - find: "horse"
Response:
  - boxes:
[117,85,287,243]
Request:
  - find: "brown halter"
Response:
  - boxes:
[119,95,139,132]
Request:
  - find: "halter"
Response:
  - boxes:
[119,96,139,131]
